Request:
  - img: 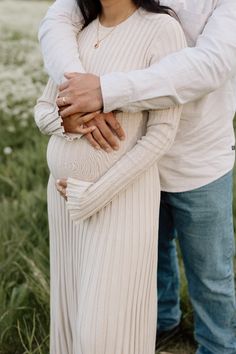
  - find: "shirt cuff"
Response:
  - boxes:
[100,73,132,113]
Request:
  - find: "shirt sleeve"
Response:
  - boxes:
[38,0,85,84]
[65,18,187,223]
[34,78,82,141]
[101,0,236,112]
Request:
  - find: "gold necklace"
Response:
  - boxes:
[94,7,137,49]
[94,22,117,49]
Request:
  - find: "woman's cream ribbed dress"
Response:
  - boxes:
[35,9,186,354]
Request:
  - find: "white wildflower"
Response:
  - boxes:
[20,120,28,127]
[3,146,13,155]
[7,125,16,133]
[0,1,49,127]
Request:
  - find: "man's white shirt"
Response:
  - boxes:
[39,0,236,192]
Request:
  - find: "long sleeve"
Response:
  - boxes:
[65,17,186,223]
[101,0,236,112]
[38,0,84,84]
[34,78,81,141]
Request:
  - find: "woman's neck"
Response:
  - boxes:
[100,0,137,27]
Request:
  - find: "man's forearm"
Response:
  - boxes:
[101,1,236,113]
[39,0,236,115]
[38,0,85,84]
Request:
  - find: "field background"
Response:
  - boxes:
[0,1,235,354]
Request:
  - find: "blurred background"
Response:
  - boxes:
[0,1,235,354]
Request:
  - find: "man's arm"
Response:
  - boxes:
[39,0,236,148]
[40,0,236,113]
[101,0,236,112]
[38,0,84,84]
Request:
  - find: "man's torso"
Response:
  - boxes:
[162,0,218,47]
[159,0,236,192]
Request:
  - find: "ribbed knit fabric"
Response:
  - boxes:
[34,78,82,141]
[36,9,186,354]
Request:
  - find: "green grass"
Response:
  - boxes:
[0,2,50,353]
[0,2,235,354]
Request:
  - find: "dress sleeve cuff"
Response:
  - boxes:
[34,88,83,141]
[35,101,82,141]
[66,177,93,223]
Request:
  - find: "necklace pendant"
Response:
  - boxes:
[94,42,99,49]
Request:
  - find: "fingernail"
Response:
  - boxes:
[56,179,60,184]
[114,146,119,151]
[106,148,112,153]
[95,145,101,150]
[120,136,125,141]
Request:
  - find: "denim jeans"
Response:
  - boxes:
[157,171,236,354]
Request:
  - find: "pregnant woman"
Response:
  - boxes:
[34,0,186,353]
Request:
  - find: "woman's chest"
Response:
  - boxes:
[77,21,153,75]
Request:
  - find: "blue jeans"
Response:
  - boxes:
[157,171,236,354]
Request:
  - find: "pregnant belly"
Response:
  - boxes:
[47,135,134,182]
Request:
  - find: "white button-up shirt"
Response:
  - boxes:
[39,0,236,192]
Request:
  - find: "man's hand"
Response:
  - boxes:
[84,113,125,152]
[62,111,125,151]
[57,72,103,116]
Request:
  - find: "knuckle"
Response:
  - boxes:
[98,140,107,149]
[97,138,104,145]
[95,121,103,129]
[98,121,107,130]
[106,132,114,141]
[114,122,121,130]
[91,141,98,148]
[81,116,88,124]
[65,89,71,96]
[110,141,117,148]
[94,116,101,124]
[89,121,97,127]
[96,114,105,121]
[89,114,96,121]
[89,139,96,146]
[85,134,92,141]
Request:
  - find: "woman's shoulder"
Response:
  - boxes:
[137,8,184,35]
[141,9,187,63]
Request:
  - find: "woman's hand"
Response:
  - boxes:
[59,108,101,135]
[56,179,67,200]
[83,112,125,151]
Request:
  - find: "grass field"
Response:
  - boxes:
[0,1,235,354]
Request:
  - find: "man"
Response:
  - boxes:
[38,0,236,353]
